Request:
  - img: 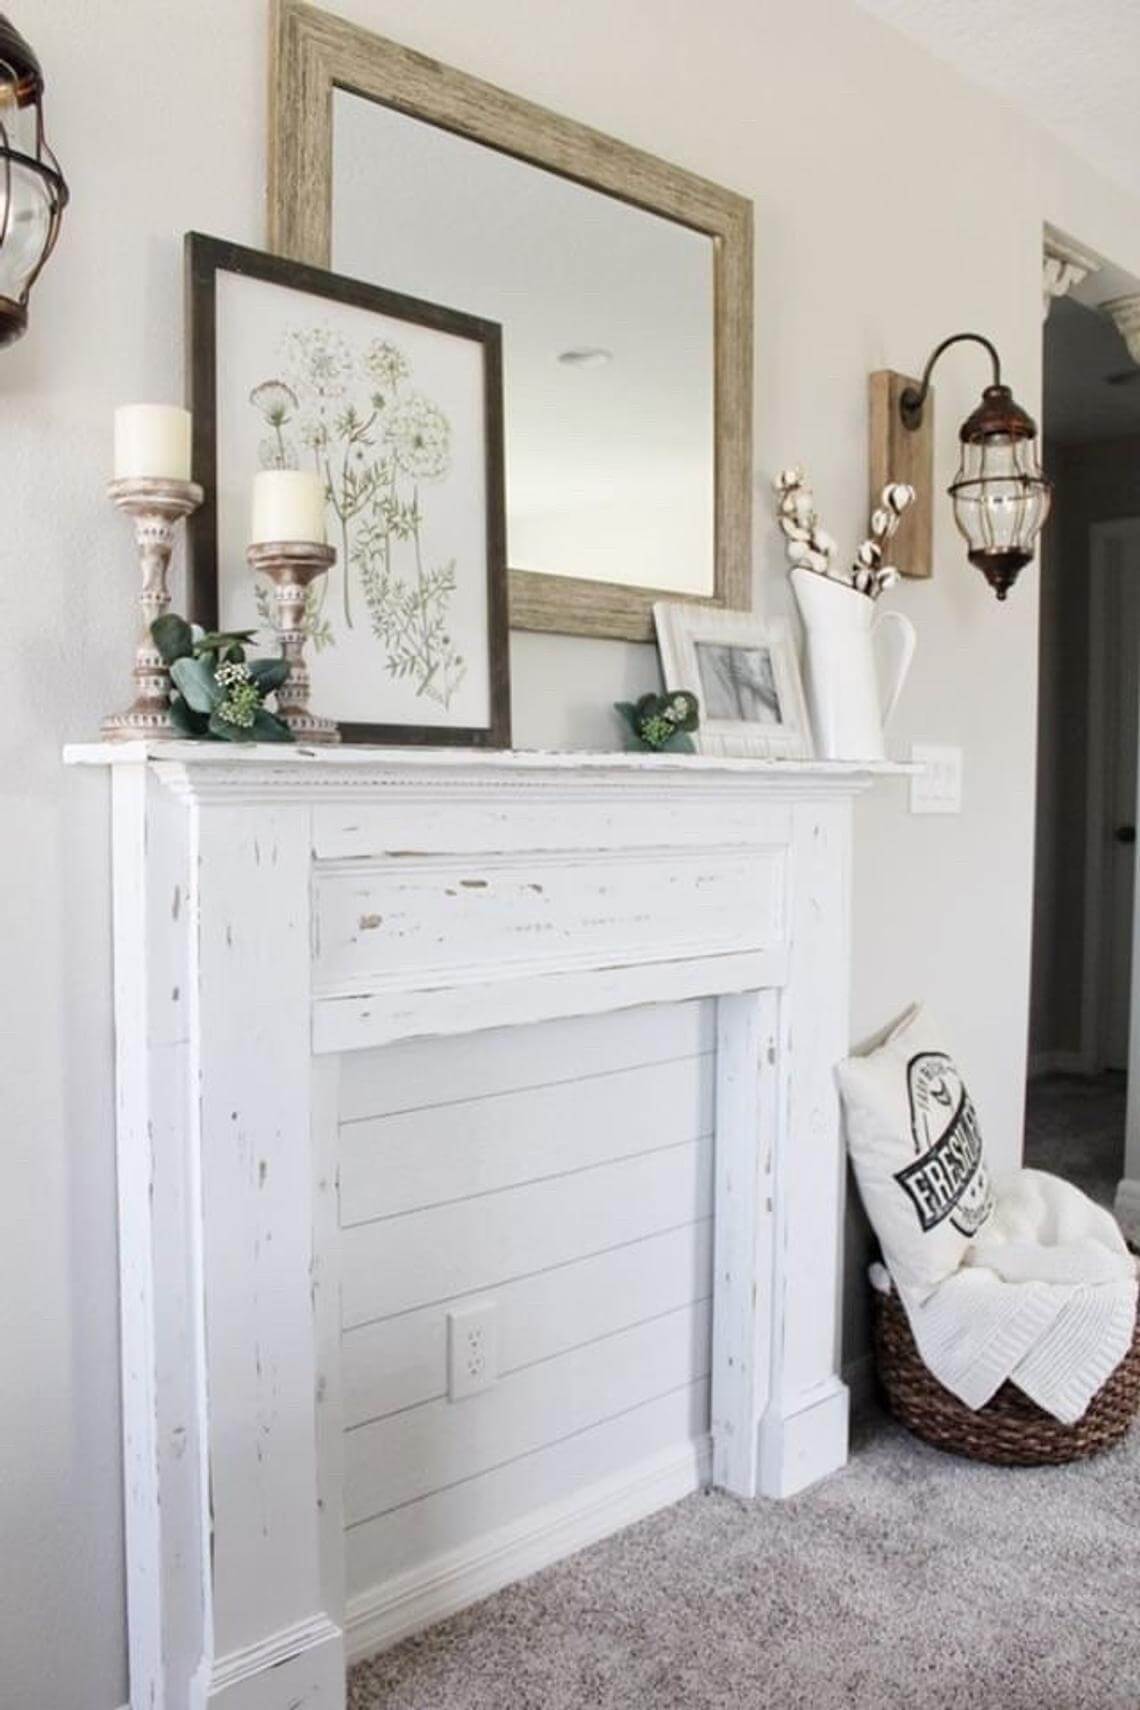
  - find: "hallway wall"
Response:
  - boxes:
[1031,433,1140,1067]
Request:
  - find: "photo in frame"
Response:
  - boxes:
[185,232,511,746]
[653,601,813,759]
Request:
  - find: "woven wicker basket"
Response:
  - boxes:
[872,1286,1140,1466]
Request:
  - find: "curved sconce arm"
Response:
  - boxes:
[899,333,1003,430]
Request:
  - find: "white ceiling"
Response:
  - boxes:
[855,0,1140,201]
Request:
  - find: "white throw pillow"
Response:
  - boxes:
[837,1005,995,1291]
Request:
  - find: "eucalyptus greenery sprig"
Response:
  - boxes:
[614,690,700,752]
[151,614,294,743]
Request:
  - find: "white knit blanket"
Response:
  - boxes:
[878,1169,1138,1424]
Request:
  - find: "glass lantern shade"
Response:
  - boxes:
[947,384,1052,601]
[0,17,67,348]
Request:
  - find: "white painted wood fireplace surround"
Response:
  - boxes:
[70,741,898,1710]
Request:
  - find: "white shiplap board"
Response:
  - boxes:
[339,1001,715,1607]
[343,1217,713,1426]
[338,998,716,1119]
[340,1053,714,1223]
[346,1383,709,1598]
[345,1303,711,1523]
[343,1135,714,1326]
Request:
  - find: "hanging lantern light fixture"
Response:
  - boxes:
[0,15,67,348]
[898,334,1052,601]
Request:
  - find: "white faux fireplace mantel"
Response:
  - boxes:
[68,741,907,1710]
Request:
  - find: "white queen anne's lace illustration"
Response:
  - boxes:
[282,326,354,400]
[249,324,466,710]
[385,393,451,482]
[363,339,409,392]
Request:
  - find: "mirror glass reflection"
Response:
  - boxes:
[332,90,715,594]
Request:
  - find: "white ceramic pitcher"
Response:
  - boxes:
[790,567,916,761]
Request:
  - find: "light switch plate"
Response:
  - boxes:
[447,1300,498,1400]
[910,743,963,815]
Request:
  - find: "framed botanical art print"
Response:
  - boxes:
[185,232,510,746]
[653,601,813,759]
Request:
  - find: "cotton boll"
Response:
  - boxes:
[884,482,915,514]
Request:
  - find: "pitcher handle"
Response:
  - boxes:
[871,609,917,730]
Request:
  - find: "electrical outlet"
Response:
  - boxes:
[910,743,963,815]
[447,1300,498,1401]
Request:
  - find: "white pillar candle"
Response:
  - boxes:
[114,404,192,481]
[250,469,327,545]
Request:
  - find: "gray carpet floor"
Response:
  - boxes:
[349,1414,1140,1710]
[349,1077,1138,1710]
[1023,1072,1125,1210]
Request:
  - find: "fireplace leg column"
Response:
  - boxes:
[711,988,779,1495]
[111,765,205,1710]
[187,794,344,1709]
[759,798,853,1497]
[711,799,853,1501]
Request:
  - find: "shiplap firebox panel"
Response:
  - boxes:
[339,1000,715,1599]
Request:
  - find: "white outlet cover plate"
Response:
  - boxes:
[909,743,963,815]
[447,1299,498,1401]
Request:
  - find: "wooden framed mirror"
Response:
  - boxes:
[268,0,753,642]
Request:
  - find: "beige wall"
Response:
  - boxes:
[1031,434,1140,1064]
[8,3,1140,1704]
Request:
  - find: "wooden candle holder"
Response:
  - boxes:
[102,476,204,741]
[246,540,340,745]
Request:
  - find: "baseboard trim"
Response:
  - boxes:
[1115,1177,1140,1243]
[199,1612,344,1707]
[758,1376,849,1498]
[346,1435,711,1665]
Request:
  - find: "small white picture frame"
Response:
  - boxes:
[653,601,814,759]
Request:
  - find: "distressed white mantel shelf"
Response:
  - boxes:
[68,738,913,780]
[67,741,909,1710]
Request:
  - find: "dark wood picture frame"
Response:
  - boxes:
[185,230,511,748]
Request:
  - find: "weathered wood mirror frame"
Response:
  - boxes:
[268,0,753,642]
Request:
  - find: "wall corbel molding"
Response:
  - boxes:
[1043,228,1102,319]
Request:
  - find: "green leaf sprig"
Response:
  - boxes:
[151,614,294,744]
[614,690,700,753]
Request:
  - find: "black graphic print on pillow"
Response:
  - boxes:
[893,1050,994,1237]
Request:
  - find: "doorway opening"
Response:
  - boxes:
[1027,232,1140,1235]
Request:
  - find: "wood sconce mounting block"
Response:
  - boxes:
[868,370,934,582]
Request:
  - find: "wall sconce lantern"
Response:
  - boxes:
[869,334,1052,601]
[0,15,68,348]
